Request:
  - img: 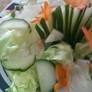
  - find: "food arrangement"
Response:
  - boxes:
[0,0,92,92]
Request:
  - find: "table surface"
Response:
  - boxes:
[0,0,11,11]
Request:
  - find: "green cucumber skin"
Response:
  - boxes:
[0,18,31,31]
[2,56,36,72]
[2,62,34,72]
[0,18,33,72]
[36,59,56,67]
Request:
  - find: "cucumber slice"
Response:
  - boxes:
[0,18,30,30]
[36,61,56,92]
[2,54,35,71]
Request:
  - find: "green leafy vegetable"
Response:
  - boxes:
[6,66,40,92]
[43,43,73,65]
[75,42,92,59]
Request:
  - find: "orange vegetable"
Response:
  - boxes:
[38,40,43,47]
[31,1,55,23]
[66,64,70,92]
[54,64,70,92]
[82,24,92,49]
[86,61,92,70]
[31,16,42,23]
[64,0,90,10]
[6,10,16,13]
[38,1,55,21]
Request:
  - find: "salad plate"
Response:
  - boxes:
[0,0,92,92]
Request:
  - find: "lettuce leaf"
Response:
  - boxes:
[43,43,73,65]
[6,66,40,92]
[75,42,92,59]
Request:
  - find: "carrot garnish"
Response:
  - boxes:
[38,1,55,21]
[86,61,92,70]
[77,0,90,9]
[64,0,90,10]
[31,16,42,23]
[66,64,70,92]
[38,40,43,47]
[31,1,55,23]
[54,64,70,92]
[82,24,92,49]
[54,83,66,91]
[6,10,16,13]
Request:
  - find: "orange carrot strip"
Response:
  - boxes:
[6,10,16,13]
[77,0,90,9]
[44,1,49,9]
[38,40,43,47]
[64,0,71,4]
[90,24,92,33]
[56,65,66,82]
[82,25,92,49]
[89,41,92,49]
[39,1,55,21]
[86,61,92,70]
[66,64,70,92]
[31,16,42,23]
[55,64,69,91]
[82,27,91,41]
[89,24,92,48]
[32,1,55,23]
[64,0,90,10]
[77,4,86,10]
[54,83,66,91]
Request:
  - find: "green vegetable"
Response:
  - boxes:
[43,43,73,65]
[40,18,50,37]
[35,18,50,41]
[51,5,92,48]
[0,29,30,59]
[6,66,40,92]
[6,83,19,92]
[35,24,46,40]
[15,5,23,11]
[36,61,56,92]
[0,19,34,70]
[11,12,16,18]
[75,42,92,59]
[0,18,30,30]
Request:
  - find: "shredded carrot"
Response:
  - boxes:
[38,1,55,21]
[31,16,42,23]
[64,0,90,10]
[86,61,92,70]
[54,83,66,91]
[64,0,71,4]
[6,10,16,13]
[77,0,90,9]
[82,24,92,49]
[54,64,70,92]
[56,65,66,83]
[31,1,55,23]
[38,40,43,47]
[66,64,70,92]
